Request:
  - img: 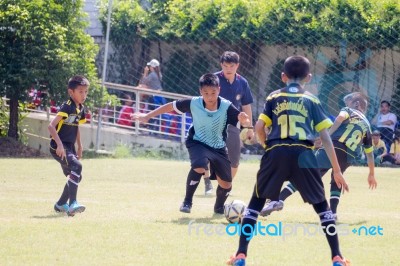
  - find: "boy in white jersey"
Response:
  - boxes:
[132,73,251,214]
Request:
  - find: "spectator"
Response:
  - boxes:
[139,59,162,91]
[382,130,400,166]
[117,95,135,127]
[372,100,397,152]
[370,130,387,166]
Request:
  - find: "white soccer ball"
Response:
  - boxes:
[224,199,247,224]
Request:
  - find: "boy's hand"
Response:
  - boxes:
[238,112,250,124]
[131,113,149,123]
[368,173,377,189]
[56,145,66,161]
[333,171,349,193]
[77,146,83,160]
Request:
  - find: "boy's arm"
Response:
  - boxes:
[132,102,174,123]
[365,151,377,189]
[48,115,66,160]
[76,127,83,159]
[329,111,347,135]
[255,119,267,148]
[319,128,349,192]
[241,104,254,139]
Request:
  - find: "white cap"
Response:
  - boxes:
[147,59,160,67]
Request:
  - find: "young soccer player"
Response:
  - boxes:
[48,75,89,217]
[261,94,377,219]
[203,51,254,195]
[132,73,251,214]
[227,56,350,266]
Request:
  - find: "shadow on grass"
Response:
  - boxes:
[31,214,68,219]
[156,215,229,226]
[258,217,368,226]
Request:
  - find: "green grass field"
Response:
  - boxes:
[0,158,398,265]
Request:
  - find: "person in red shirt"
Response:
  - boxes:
[117,95,135,126]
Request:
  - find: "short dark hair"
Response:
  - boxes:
[68,75,90,90]
[220,51,240,64]
[351,94,368,112]
[199,73,219,88]
[380,100,391,107]
[372,130,381,136]
[283,56,310,80]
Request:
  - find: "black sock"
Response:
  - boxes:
[68,175,79,204]
[237,196,266,256]
[184,169,203,204]
[330,181,341,214]
[313,200,341,259]
[214,185,232,210]
[57,183,69,205]
[279,183,297,201]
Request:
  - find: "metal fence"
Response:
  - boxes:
[94,0,400,122]
[97,82,192,143]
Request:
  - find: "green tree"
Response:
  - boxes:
[0,0,99,140]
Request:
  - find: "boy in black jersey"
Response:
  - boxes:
[262,94,377,220]
[227,56,350,266]
[48,75,89,217]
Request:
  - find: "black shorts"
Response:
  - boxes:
[315,143,351,178]
[186,139,232,182]
[50,141,82,180]
[254,144,325,204]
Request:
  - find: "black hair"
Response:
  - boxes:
[199,73,220,88]
[351,94,368,112]
[380,100,391,107]
[68,75,90,90]
[283,56,310,80]
[220,51,240,64]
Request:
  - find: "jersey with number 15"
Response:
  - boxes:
[259,84,333,147]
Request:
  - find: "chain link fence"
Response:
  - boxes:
[94,0,400,125]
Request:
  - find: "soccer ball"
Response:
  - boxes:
[224,199,247,224]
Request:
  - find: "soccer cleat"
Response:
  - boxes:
[67,201,86,216]
[260,200,284,217]
[204,178,213,196]
[54,203,69,213]
[332,255,350,266]
[226,253,246,266]
[179,202,192,213]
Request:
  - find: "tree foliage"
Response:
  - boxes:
[102,0,400,49]
[0,0,100,139]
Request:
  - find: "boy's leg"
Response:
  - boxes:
[209,148,233,214]
[329,178,341,216]
[236,196,266,256]
[65,150,85,216]
[50,147,70,212]
[214,178,232,214]
[57,183,69,205]
[229,147,287,264]
[203,163,213,196]
[180,168,204,213]
[312,200,343,260]
[226,125,241,179]
[278,182,298,201]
